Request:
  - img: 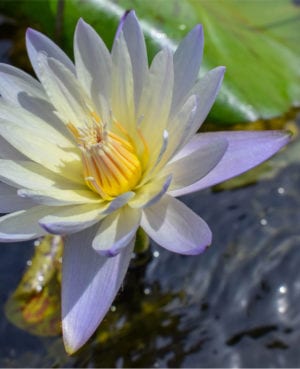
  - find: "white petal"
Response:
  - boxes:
[141,195,212,255]
[39,204,104,234]
[39,192,133,234]
[36,54,91,128]
[0,64,71,139]
[0,122,83,183]
[18,188,101,206]
[163,137,228,191]
[0,63,46,102]
[172,25,203,112]
[62,225,134,354]
[0,100,74,148]
[118,11,148,110]
[0,182,34,212]
[141,129,169,182]
[92,206,140,256]
[138,49,174,154]
[183,67,225,144]
[0,206,50,242]
[111,31,135,135]
[0,159,83,190]
[74,19,112,118]
[0,136,27,160]
[26,28,75,79]
[154,95,198,174]
[129,174,172,209]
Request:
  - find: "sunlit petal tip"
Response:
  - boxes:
[75,17,90,34]
[216,65,226,74]
[208,66,226,87]
[25,27,35,38]
[192,24,203,40]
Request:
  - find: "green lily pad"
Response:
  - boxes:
[0,0,299,124]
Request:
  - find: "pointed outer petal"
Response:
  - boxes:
[26,28,75,79]
[162,137,228,192]
[138,48,174,154]
[0,160,85,191]
[38,204,104,235]
[0,136,27,160]
[170,130,291,197]
[38,192,134,235]
[0,64,73,140]
[92,206,141,256]
[182,67,225,144]
[0,121,83,184]
[0,100,75,149]
[0,206,50,242]
[0,182,34,212]
[141,194,212,255]
[17,188,102,206]
[115,10,129,39]
[171,25,203,113]
[111,31,135,136]
[74,19,112,117]
[36,54,91,128]
[118,10,148,110]
[129,174,172,209]
[62,226,134,355]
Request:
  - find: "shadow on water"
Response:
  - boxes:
[1,11,300,369]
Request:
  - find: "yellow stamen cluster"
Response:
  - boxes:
[68,115,142,200]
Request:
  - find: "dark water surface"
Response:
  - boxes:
[1,13,300,369]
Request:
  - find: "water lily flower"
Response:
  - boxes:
[0,11,290,353]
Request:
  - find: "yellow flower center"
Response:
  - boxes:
[68,114,142,200]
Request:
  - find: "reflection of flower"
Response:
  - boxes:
[0,11,289,353]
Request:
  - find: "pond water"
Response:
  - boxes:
[1,13,300,368]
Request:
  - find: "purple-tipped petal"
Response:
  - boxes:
[115,10,131,40]
[62,225,134,354]
[92,207,140,257]
[141,194,212,255]
[172,24,204,112]
[170,130,291,197]
[116,10,148,109]
[39,204,103,235]
[26,28,75,80]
